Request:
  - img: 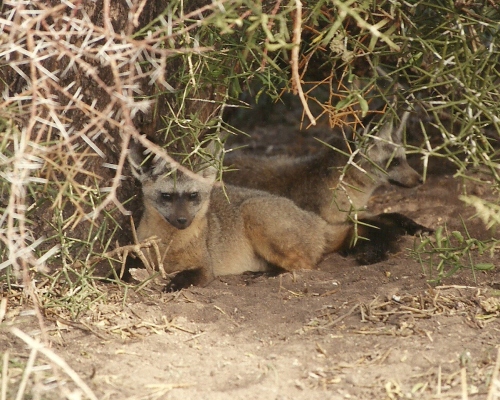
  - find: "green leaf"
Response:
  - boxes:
[474,263,495,271]
[452,231,464,243]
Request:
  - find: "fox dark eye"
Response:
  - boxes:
[391,159,400,167]
[161,193,172,201]
[189,192,199,201]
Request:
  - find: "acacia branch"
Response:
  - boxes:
[291,0,316,126]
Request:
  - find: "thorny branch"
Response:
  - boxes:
[0,1,214,283]
[291,0,316,126]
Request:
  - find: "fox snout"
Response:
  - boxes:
[388,162,423,188]
[156,191,205,230]
[163,202,195,230]
[165,213,193,230]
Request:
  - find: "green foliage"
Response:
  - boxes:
[412,224,496,284]
[0,119,129,316]
[399,1,500,176]
[133,0,300,153]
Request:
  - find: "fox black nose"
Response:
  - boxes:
[166,214,192,230]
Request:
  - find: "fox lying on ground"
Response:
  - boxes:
[129,140,355,291]
[224,112,422,225]
[129,140,429,291]
[223,112,432,263]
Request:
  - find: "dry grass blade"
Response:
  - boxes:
[10,327,98,400]
[1,350,8,400]
[0,298,6,324]
[304,288,498,335]
[14,344,37,400]
[461,366,468,400]
[487,347,500,400]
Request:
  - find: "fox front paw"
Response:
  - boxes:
[352,243,389,265]
[163,268,208,292]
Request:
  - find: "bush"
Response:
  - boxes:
[0,0,498,302]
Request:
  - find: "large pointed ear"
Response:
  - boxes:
[204,138,223,161]
[198,164,218,183]
[193,138,223,184]
[128,137,158,183]
[358,113,394,144]
[193,153,218,184]
[393,110,410,141]
[376,120,395,142]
